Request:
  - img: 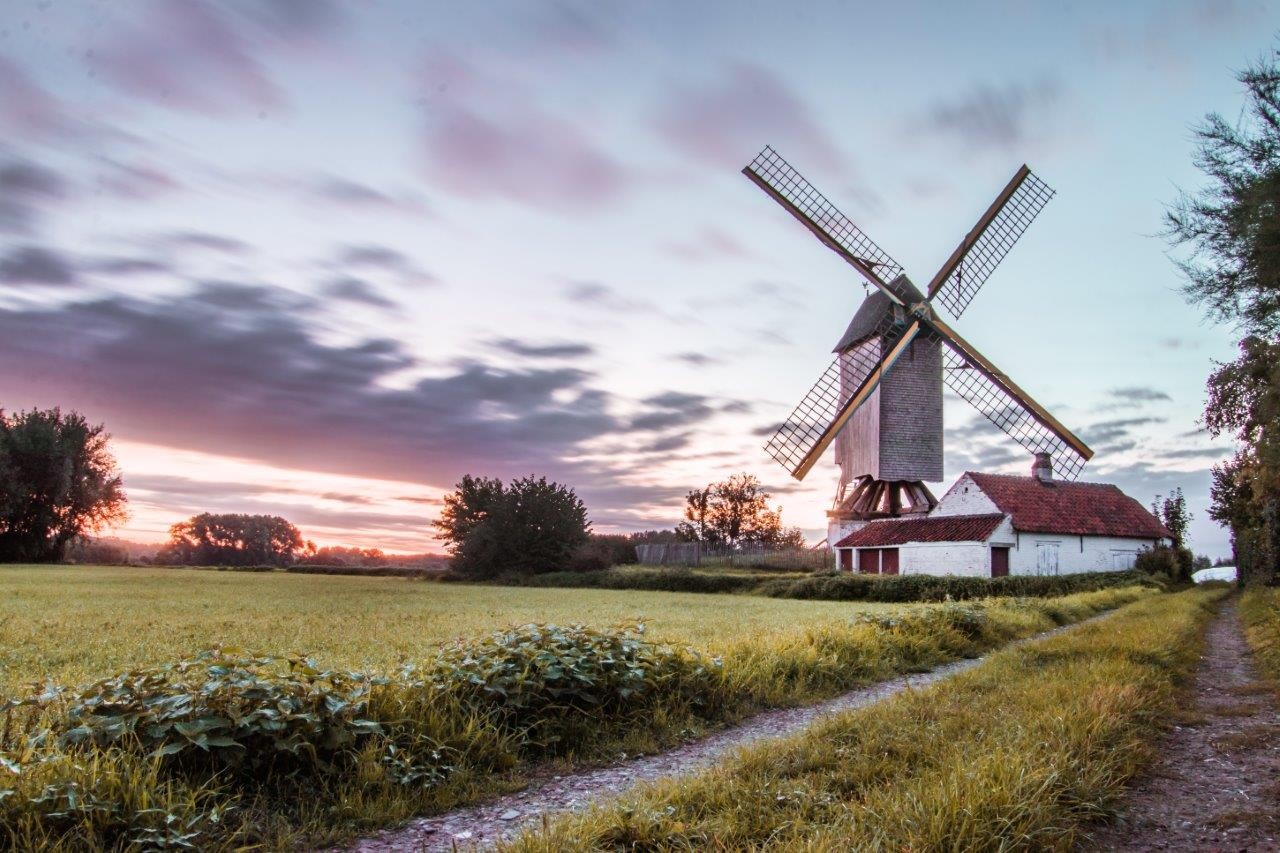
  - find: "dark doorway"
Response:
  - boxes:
[881,548,900,575]
[991,546,1010,578]
[840,549,853,571]
[858,549,879,574]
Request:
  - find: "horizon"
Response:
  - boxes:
[2,1,1274,557]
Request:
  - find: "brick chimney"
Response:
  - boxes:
[1032,452,1053,483]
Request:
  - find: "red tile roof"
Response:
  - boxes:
[964,472,1172,539]
[835,513,1006,548]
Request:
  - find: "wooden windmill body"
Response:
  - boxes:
[741,147,1096,545]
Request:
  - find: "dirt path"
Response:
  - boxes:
[347,617,1105,853]
[1081,597,1280,851]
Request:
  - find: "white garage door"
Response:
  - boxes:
[1036,542,1060,575]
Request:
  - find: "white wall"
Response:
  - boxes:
[827,517,870,549]
[899,541,990,577]
[1007,533,1165,575]
[932,474,1000,517]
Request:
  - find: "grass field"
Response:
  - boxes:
[512,586,1226,851]
[0,564,914,693]
[0,565,1155,849]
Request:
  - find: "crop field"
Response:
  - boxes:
[0,564,916,693]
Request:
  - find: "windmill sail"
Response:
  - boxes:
[933,321,1092,481]
[743,146,906,302]
[925,166,1055,318]
[765,319,921,480]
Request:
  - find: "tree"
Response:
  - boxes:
[676,487,713,544]
[1152,488,1194,581]
[676,473,785,548]
[434,475,589,577]
[158,513,305,566]
[1167,44,1280,584]
[0,408,127,562]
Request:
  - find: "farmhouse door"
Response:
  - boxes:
[991,547,1010,578]
[1036,542,1060,575]
[840,549,853,571]
[858,549,879,574]
[880,548,899,575]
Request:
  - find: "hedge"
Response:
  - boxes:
[456,566,1162,602]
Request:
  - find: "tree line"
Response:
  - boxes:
[1169,44,1280,584]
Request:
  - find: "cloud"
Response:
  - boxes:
[671,352,722,367]
[1079,416,1165,446]
[307,176,428,215]
[419,52,629,212]
[491,338,596,359]
[0,57,72,139]
[913,79,1061,152]
[87,257,172,276]
[1106,386,1173,405]
[0,245,77,286]
[161,231,252,255]
[630,391,721,431]
[665,227,756,263]
[322,276,397,309]
[336,243,437,287]
[1156,447,1232,461]
[0,158,67,234]
[0,282,639,496]
[654,62,845,172]
[90,0,284,114]
[94,158,181,200]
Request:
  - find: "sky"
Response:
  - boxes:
[0,0,1273,556]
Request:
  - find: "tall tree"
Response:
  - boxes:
[0,408,127,562]
[676,473,786,548]
[435,475,589,577]
[1167,44,1280,582]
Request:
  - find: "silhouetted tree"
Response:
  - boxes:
[158,513,305,566]
[435,475,589,577]
[0,408,127,562]
[677,473,786,548]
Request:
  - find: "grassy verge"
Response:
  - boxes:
[1240,586,1280,685]
[0,586,1153,850]
[508,586,1224,851]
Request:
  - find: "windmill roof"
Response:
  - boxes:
[834,513,1006,547]
[964,472,1172,539]
[832,275,925,353]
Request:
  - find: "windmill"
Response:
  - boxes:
[743,146,1093,540]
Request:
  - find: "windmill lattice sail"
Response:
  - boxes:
[928,168,1055,318]
[763,318,907,477]
[743,146,905,293]
[941,346,1088,480]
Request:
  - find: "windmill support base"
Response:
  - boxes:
[825,476,937,550]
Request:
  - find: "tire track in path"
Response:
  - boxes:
[1081,597,1280,851]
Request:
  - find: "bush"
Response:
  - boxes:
[1134,545,1192,582]
[511,567,764,594]
[36,650,387,778]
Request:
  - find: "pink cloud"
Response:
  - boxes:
[90,0,283,114]
[0,56,71,138]
[419,53,629,212]
[654,62,845,173]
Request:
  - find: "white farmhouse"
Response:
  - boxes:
[832,455,1171,577]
